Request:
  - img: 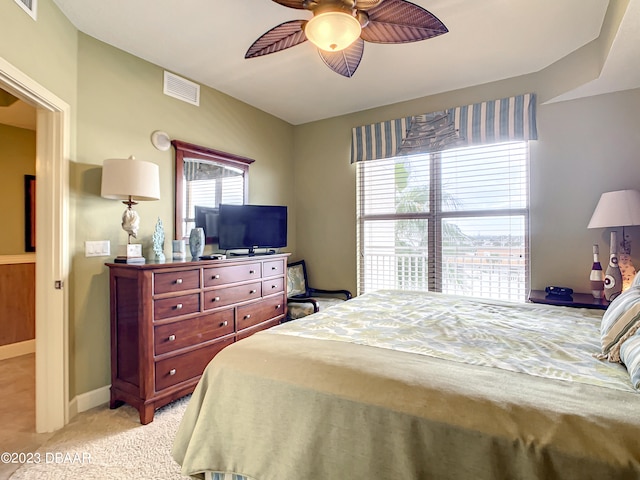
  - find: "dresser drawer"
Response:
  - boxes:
[154,309,234,355]
[203,263,261,287]
[154,293,200,321]
[263,258,285,277]
[155,337,234,391]
[154,269,200,294]
[237,294,285,331]
[204,282,262,309]
[262,276,284,295]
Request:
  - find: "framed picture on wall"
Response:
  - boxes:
[25,175,35,252]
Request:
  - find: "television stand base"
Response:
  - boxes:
[229,249,278,257]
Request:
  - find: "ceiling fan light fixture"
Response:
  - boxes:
[305,11,362,52]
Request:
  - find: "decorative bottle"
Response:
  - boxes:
[604,231,623,301]
[189,227,205,259]
[589,244,605,299]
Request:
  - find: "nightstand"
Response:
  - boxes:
[528,290,609,310]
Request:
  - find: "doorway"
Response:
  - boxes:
[0,56,69,433]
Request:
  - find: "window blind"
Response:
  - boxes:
[357,141,529,302]
[183,164,244,235]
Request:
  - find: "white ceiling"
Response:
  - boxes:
[4,0,640,128]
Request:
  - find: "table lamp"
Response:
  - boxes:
[101,156,160,263]
[588,189,640,295]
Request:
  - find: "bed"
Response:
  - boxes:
[172,289,640,480]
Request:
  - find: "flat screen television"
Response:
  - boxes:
[194,206,219,244]
[218,204,287,255]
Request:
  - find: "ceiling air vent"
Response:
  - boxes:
[163,71,200,106]
[14,0,37,20]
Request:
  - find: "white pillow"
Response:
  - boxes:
[598,286,640,362]
[620,329,640,389]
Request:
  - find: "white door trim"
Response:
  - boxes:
[0,56,70,432]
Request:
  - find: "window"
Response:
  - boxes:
[357,141,529,302]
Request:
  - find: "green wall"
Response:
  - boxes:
[290,0,640,296]
[1,0,295,398]
[0,124,35,254]
[2,0,640,404]
[293,85,640,296]
[0,0,77,120]
[72,33,295,394]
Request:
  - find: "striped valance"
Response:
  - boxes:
[351,93,537,162]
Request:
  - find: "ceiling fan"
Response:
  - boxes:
[245,0,448,78]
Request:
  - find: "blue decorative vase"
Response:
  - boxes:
[189,227,205,259]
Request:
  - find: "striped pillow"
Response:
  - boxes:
[598,286,640,362]
[620,330,640,389]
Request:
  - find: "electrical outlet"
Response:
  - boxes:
[85,240,110,257]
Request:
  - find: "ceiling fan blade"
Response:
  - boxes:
[245,20,308,59]
[361,0,448,43]
[318,38,365,78]
[271,0,306,9]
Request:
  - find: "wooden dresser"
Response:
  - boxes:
[106,253,288,424]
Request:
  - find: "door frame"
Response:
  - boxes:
[0,56,70,432]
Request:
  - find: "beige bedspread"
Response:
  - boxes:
[173,293,640,480]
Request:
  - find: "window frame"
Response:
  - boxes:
[357,141,530,301]
[172,140,254,240]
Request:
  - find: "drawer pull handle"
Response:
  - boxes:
[276,304,281,309]
[212,274,220,279]
[272,266,278,271]
[272,284,277,289]
[212,296,220,302]
[175,278,183,285]
[249,270,255,274]
[220,320,228,327]
[244,314,251,320]
[250,289,257,294]
[169,369,176,376]
[175,303,183,310]
[168,334,176,342]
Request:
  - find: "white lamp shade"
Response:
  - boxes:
[305,12,362,52]
[101,157,160,201]
[588,189,640,228]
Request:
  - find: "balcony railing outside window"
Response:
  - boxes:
[357,142,529,301]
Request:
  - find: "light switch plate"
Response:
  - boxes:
[85,240,110,257]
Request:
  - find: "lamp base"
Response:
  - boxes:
[114,256,146,264]
[619,253,636,291]
[119,244,142,257]
[114,243,145,264]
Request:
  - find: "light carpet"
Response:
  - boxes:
[10,397,190,480]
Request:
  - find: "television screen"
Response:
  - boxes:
[194,206,219,244]
[218,204,287,254]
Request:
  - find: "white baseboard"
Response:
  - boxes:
[69,385,111,418]
[2,342,110,420]
[0,339,35,360]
